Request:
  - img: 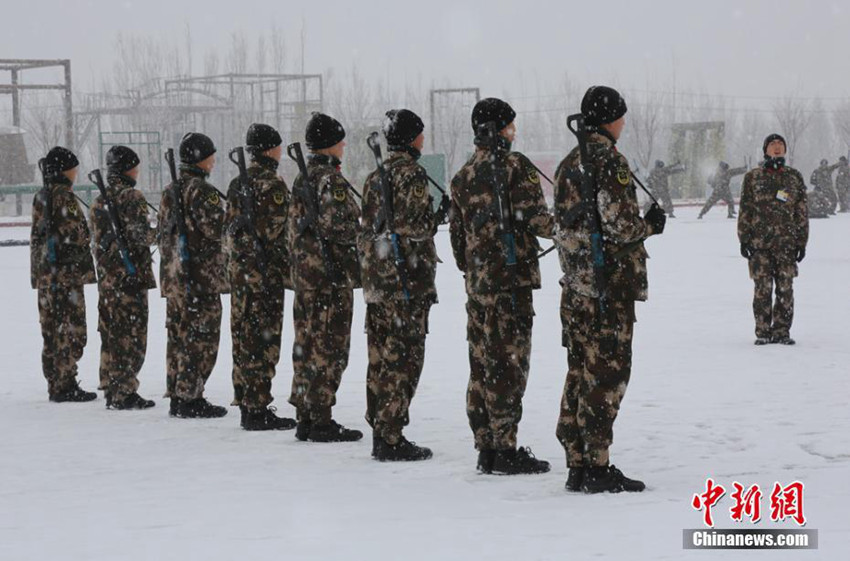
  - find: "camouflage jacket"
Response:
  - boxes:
[709,166,746,191]
[836,164,850,190]
[225,157,291,292]
[360,150,438,304]
[30,180,96,289]
[449,146,554,295]
[810,163,839,191]
[647,165,683,193]
[738,163,808,257]
[553,131,655,302]
[288,154,361,292]
[157,166,229,298]
[90,175,157,292]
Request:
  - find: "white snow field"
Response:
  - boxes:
[1,206,848,561]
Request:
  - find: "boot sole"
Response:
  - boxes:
[243,424,297,431]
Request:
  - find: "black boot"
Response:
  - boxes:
[307,420,363,442]
[477,450,495,474]
[169,397,181,417]
[295,418,312,441]
[491,447,551,475]
[772,335,796,345]
[581,465,645,494]
[754,337,771,346]
[50,383,97,403]
[107,393,155,410]
[565,467,584,491]
[372,436,433,462]
[174,397,228,419]
[242,407,297,431]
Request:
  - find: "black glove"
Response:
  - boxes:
[796,247,806,263]
[434,194,451,226]
[644,203,667,235]
[740,244,752,259]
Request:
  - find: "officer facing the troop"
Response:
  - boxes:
[738,134,808,346]
[226,124,297,431]
[360,109,439,461]
[30,146,97,402]
[554,86,666,493]
[158,132,229,418]
[90,146,157,409]
[288,112,363,442]
[449,98,555,475]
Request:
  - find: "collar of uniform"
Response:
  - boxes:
[49,174,73,188]
[387,145,421,161]
[179,164,209,178]
[308,153,341,169]
[762,157,785,172]
[250,154,280,172]
[590,127,617,147]
[107,173,136,189]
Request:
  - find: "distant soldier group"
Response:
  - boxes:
[30,83,815,493]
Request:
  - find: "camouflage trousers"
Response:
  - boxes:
[556,290,635,468]
[365,298,432,445]
[289,287,353,423]
[826,187,838,214]
[466,288,534,451]
[230,286,285,410]
[809,191,831,218]
[700,187,735,217]
[652,186,674,215]
[837,187,849,212]
[97,286,148,400]
[748,252,797,339]
[164,293,222,400]
[37,285,88,395]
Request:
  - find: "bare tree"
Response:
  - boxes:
[22,95,66,156]
[773,95,813,165]
[626,89,666,171]
[225,32,249,75]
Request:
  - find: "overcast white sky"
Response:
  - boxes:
[1,0,848,102]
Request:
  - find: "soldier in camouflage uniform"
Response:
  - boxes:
[90,146,157,409]
[738,134,808,346]
[225,123,297,431]
[647,160,685,217]
[449,98,555,475]
[698,161,747,219]
[288,112,363,442]
[30,147,98,402]
[809,159,840,215]
[835,156,850,213]
[158,133,229,418]
[360,109,441,461]
[554,86,667,493]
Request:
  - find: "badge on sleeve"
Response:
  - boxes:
[527,169,540,185]
[333,187,347,202]
[776,190,789,202]
[273,190,285,205]
[616,167,631,186]
[413,184,427,198]
[207,192,220,206]
[67,202,78,216]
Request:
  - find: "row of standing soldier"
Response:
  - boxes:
[29,84,807,493]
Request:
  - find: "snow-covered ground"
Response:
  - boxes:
[1,206,848,560]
